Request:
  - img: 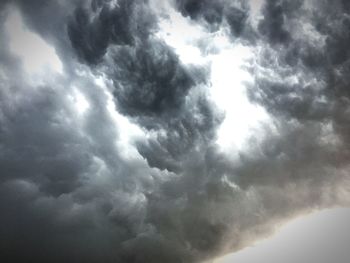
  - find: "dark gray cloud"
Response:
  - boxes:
[258,0,291,44]
[1,0,350,263]
[136,91,222,172]
[250,0,350,137]
[68,0,156,64]
[175,0,226,28]
[174,0,250,37]
[105,40,206,119]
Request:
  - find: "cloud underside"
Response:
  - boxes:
[1,0,350,262]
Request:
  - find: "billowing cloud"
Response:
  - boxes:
[1,0,350,263]
[174,0,250,36]
[68,0,156,64]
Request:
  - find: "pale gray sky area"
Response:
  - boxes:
[216,208,350,263]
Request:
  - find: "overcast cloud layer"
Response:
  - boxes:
[1,0,350,262]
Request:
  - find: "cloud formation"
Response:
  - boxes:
[1,0,350,262]
[175,0,249,33]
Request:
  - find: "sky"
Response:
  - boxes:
[0,0,350,262]
[216,208,350,263]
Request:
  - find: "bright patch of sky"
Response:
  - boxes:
[215,208,350,263]
[210,45,269,152]
[70,88,90,115]
[5,8,63,76]
[157,3,270,153]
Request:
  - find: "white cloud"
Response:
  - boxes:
[210,43,270,152]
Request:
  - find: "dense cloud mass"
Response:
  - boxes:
[175,0,250,36]
[1,0,350,262]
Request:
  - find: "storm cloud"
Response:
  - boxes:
[174,0,251,39]
[1,0,350,262]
